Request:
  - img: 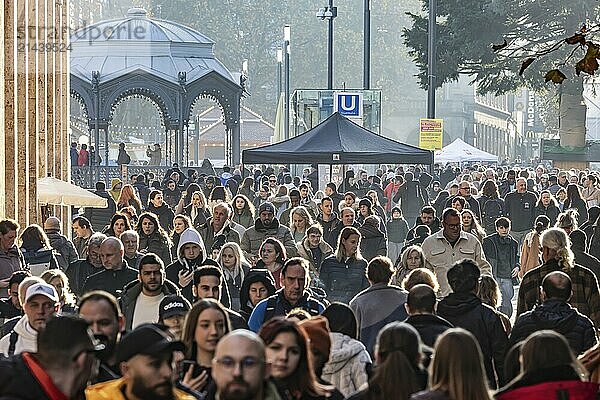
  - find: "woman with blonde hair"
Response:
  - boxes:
[216,242,251,310]
[41,269,77,312]
[411,328,491,400]
[392,245,425,286]
[290,206,314,243]
[496,330,594,399]
[517,227,600,328]
[183,190,210,229]
[116,184,142,214]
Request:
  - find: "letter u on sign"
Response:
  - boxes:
[334,92,363,118]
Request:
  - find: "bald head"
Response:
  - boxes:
[44,216,61,232]
[100,237,124,270]
[212,331,269,400]
[215,330,265,359]
[541,271,572,301]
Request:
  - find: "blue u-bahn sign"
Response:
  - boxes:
[334,92,363,118]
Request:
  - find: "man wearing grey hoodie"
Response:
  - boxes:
[165,227,230,307]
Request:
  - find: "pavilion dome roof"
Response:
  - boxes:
[70,8,239,86]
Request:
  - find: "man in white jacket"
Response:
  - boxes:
[0,282,59,356]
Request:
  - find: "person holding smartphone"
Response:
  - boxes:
[179,298,231,397]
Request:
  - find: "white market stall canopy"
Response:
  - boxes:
[435,138,499,163]
[38,177,108,207]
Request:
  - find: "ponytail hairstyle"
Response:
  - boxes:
[540,227,575,270]
[555,209,579,232]
[367,322,422,400]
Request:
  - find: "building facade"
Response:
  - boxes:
[1,0,71,226]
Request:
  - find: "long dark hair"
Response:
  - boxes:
[366,322,422,400]
[259,318,328,397]
[136,212,170,244]
[107,213,131,236]
[564,183,583,209]
[181,299,231,361]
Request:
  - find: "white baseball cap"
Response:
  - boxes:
[25,283,59,304]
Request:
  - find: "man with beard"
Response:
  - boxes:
[248,258,324,332]
[210,330,280,400]
[79,290,126,383]
[241,202,297,261]
[86,323,195,400]
[0,315,104,400]
[120,254,180,331]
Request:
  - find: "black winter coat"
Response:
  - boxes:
[320,255,368,304]
[437,293,509,388]
[65,258,103,297]
[146,203,175,232]
[358,223,387,262]
[534,204,560,226]
[0,354,49,400]
[84,190,116,231]
[82,262,138,297]
[509,299,597,355]
[404,314,454,348]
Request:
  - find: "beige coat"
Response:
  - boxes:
[519,230,541,278]
[421,230,491,297]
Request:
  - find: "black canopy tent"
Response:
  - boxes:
[242,112,433,165]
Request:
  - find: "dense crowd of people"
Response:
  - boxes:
[1,161,600,399]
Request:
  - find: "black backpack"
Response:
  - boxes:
[482,199,504,230]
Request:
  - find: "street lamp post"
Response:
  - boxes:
[317,2,337,89]
[427,0,437,118]
[277,48,283,98]
[363,0,370,89]
[284,25,291,140]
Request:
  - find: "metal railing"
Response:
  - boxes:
[71,166,172,188]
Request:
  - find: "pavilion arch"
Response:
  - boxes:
[69,7,244,180]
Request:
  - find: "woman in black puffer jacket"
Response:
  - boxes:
[136,212,172,266]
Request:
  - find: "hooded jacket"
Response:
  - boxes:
[358,220,387,262]
[165,228,223,304]
[109,178,122,202]
[119,279,181,331]
[45,231,78,271]
[321,332,372,398]
[146,202,175,232]
[509,299,597,355]
[239,269,277,321]
[240,217,297,258]
[0,315,37,356]
[437,292,508,388]
[387,210,409,244]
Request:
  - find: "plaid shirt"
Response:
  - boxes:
[516,258,600,328]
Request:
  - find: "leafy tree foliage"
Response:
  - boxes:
[403,0,600,95]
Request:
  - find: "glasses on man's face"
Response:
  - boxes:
[214,356,264,372]
[269,180,276,183]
